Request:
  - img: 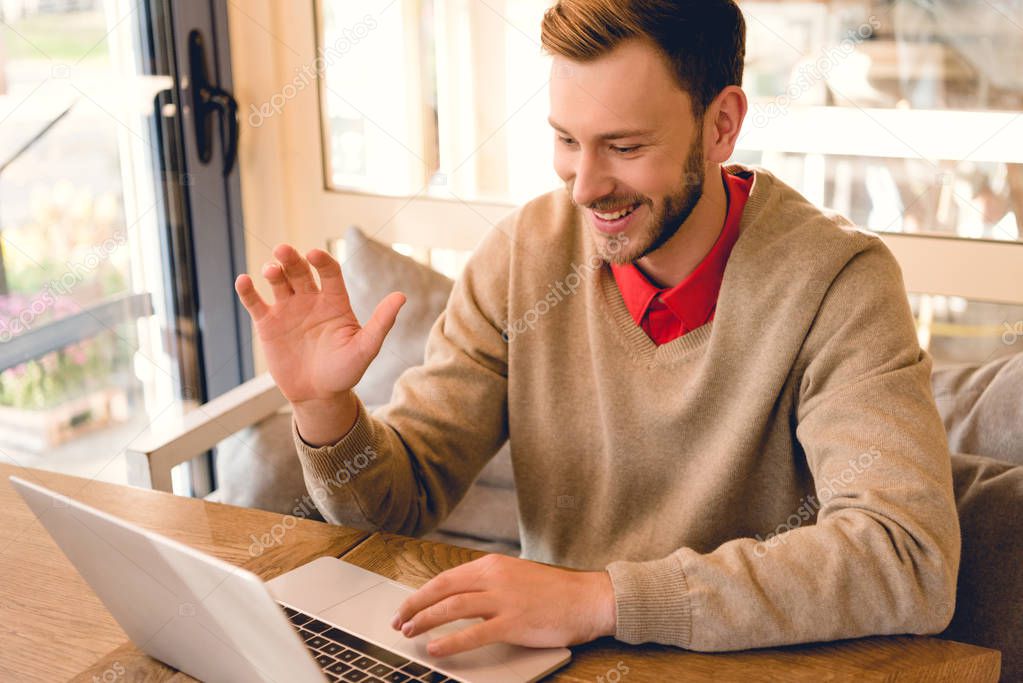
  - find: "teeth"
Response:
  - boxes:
[594,203,638,221]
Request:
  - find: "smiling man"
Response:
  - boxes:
[235,0,959,659]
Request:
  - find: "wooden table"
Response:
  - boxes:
[0,464,1001,682]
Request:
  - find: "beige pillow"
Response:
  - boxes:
[930,354,1022,679]
[213,226,456,516]
[343,226,455,408]
[216,227,520,552]
[941,453,1023,682]
[211,410,319,518]
[343,226,515,492]
[931,352,1023,465]
[342,226,519,548]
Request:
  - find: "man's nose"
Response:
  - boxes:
[571,151,615,208]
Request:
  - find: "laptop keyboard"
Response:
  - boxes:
[280,603,462,683]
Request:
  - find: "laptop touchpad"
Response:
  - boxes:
[320,581,557,682]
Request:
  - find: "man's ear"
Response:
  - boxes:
[704,86,748,164]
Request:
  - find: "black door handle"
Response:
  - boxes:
[188,29,238,176]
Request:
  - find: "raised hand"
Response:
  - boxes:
[234,244,405,445]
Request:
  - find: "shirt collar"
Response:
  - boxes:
[611,167,752,330]
[611,259,661,325]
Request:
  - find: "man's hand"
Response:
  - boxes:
[234,245,405,445]
[391,554,617,657]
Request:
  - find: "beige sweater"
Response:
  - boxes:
[293,163,960,651]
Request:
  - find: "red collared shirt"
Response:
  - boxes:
[611,168,753,345]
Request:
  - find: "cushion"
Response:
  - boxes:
[212,409,322,520]
[940,453,1023,682]
[214,227,520,553]
[343,226,519,549]
[344,226,456,408]
[931,352,1023,465]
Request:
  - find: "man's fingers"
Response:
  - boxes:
[359,291,406,352]
[426,618,505,658]
[393,556,501,630]
[307,248,350,304]
[393,563,473,630]
[234,274,269,320]
[273,243,318,294]
[263,262,294,303]
[400,592,493,638]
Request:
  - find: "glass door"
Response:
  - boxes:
[0,0,249,494]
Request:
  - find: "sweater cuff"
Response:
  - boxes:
[605,552,693,647]
[291,395,378,484]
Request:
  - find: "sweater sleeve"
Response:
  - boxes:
[605,239,961,651]
[292,221,513,536]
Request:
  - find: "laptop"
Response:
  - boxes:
[10,476,571,683]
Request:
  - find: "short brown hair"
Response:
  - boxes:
[540,0,746,118]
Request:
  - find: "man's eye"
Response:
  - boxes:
[558,136,577,146]
[612,145,639,154]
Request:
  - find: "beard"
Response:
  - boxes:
[576,129,706,265]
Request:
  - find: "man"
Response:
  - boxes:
[234,0,959,659]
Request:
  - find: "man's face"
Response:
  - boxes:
[549,38,707,264]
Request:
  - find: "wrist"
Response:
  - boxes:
[292,391,359,447]
[583,570,617,639]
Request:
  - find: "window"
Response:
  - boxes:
[317,0,1022,244]
[192,0,1023,375]
[737,0,1022,243]
[318,0,559,203]
[733,0,1023,366]
[309,0,1023,365]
